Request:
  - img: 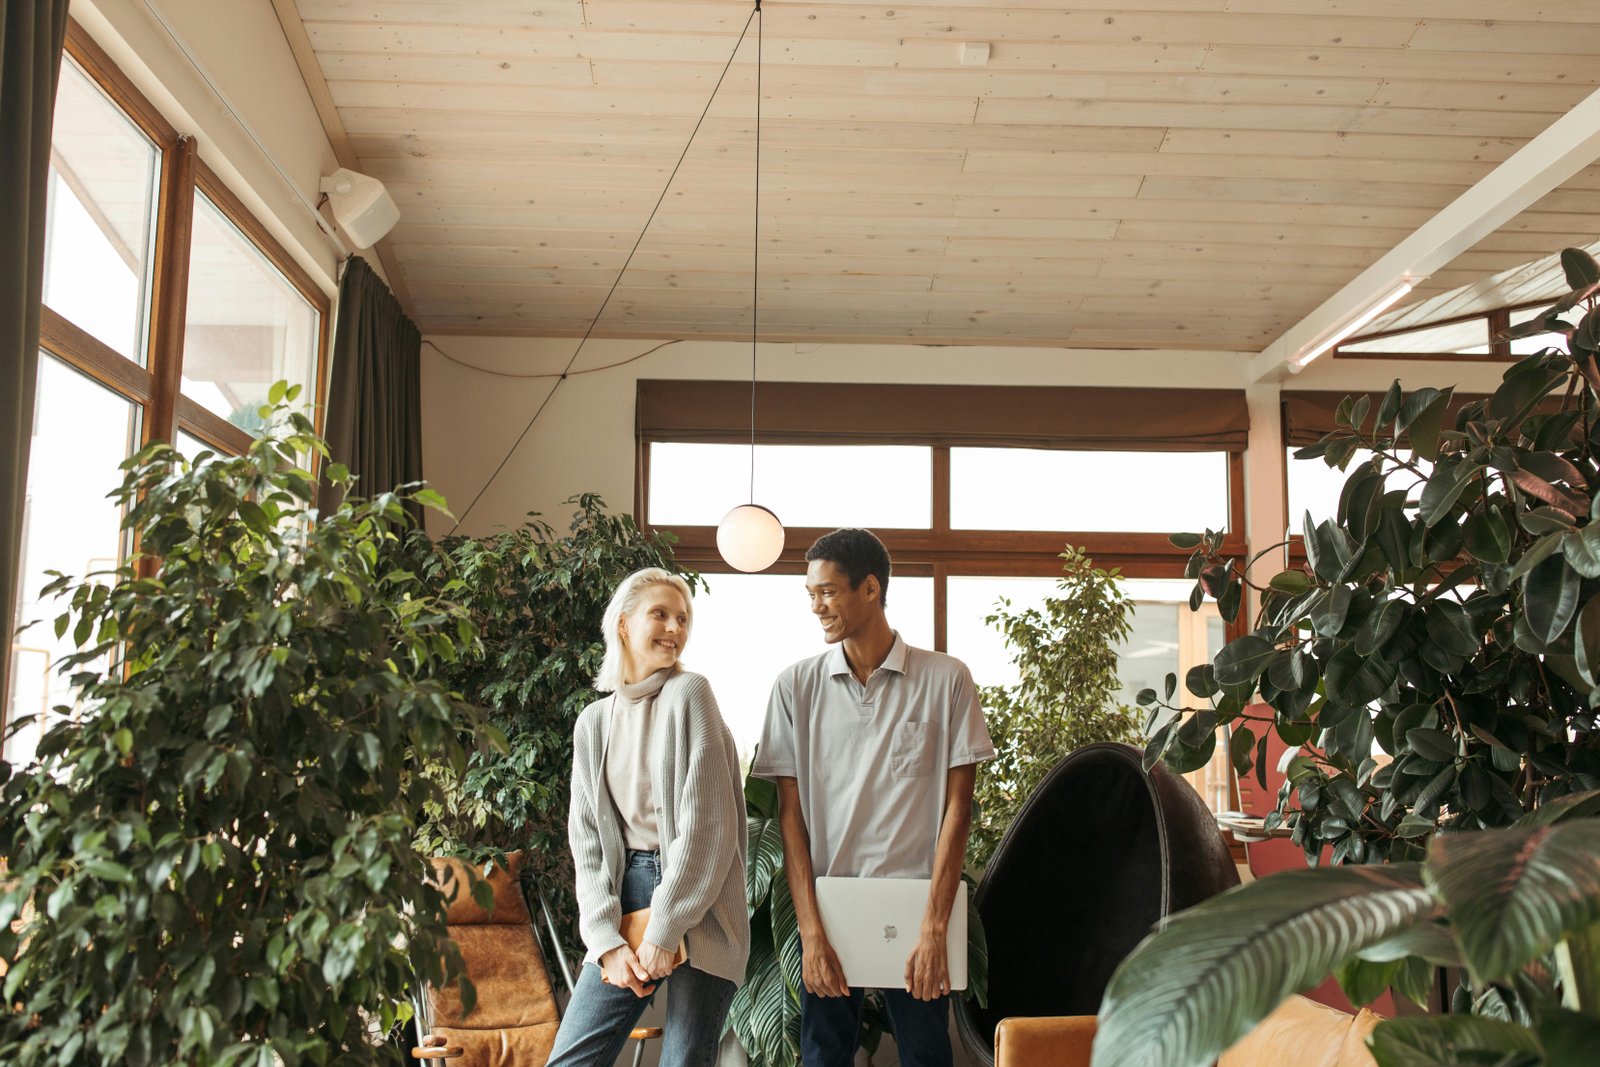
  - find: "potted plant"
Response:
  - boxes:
[1141,249,1600,865]
[0,393,491,1065]
[408,495,699,961]
[969,546,1142,870]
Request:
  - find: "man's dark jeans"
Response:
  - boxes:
[800,984,952,1067]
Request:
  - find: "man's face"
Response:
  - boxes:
[806,558,879,644]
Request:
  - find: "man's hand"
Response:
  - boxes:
[904,927,950,1001]
[600,944,655,997]
[801,931,851,998]
[636,940,679,981]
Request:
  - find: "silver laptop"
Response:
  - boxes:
[813,877,968,991]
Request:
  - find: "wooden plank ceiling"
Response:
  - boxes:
[290,0,1600,349]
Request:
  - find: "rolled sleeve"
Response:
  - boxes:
[949,664,996,767]
[750,670,798,779]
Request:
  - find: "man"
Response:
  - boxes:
[753,528,995,1067]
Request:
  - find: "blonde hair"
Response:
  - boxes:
[594,567,695,693]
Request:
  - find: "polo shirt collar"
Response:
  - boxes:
[827,631,909,677]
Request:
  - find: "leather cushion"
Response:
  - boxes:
[433,1021,558,1067]
[431,923,559,1030]
[432,854,530,926]
[993,1016,1095,1067]
[1219,995,1356,1067]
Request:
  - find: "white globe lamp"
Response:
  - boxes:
[717,503,785,572]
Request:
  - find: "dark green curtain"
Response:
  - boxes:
[1,0,71,716]
[318,255,424,526]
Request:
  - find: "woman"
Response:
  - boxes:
[547,568,749,1067]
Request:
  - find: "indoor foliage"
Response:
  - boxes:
[1141,248,1600,866]
[409,495,698,960]
[1093,794,1600,1067]
[969,546,1141,870]
[0,392,491,1067]
[732,775,988,1067]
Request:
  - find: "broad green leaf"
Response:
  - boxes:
[1561,246,1600,290]
[1576,596,1600,685]
[1561,525,1600,578]
[1540,1007,1600,1067]
[1525,553,1581,645]
[1426,819,1600,984]
[1325,646,1396,706]
[1462,510,1512,564]
[1214,634,1275,687]
[1367,1015,1541,1067]
[1093,865,1434,1067]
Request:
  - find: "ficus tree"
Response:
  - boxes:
[0,392,493,1066]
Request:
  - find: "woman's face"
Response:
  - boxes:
[619,585,690,681]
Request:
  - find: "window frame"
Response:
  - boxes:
[38,20,332,461]
[9,21,334,751]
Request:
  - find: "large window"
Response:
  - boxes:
[5,25,331,765]
[639,382,1249,811]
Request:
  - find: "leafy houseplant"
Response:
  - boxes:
[408,495,699,960]
[1141,247,1600,866]
[0,395,489,1066]
[969,547,1142,870]
[1092,795,1600,1067]
[731,775,989,1067]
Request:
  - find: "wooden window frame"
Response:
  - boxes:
[39,19,332,463]
[1332,299,1562,363]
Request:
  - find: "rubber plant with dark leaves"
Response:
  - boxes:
[1141,246,1600,868]
[0,391,496,1067]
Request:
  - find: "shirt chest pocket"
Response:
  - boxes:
[891,722,935,778]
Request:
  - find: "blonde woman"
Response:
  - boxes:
[547,568,749,1067]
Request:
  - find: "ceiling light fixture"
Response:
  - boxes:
[716,0,786,573]
[1286,280,1419,373]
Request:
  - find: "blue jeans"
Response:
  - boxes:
[800,978,951,1067]
[547,850,737,1067]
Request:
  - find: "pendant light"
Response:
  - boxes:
[716,0,785,573]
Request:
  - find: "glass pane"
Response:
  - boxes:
[951,448,1229,532]
[685,572,933,757]
[1509,305,1586,355]
[182,192,319,433]
[1341,318,1489,356]
[6,354,139,766]
[1285,447,1432,534]
[176,430,217,464]
[42,57,159,363]
[648,443,931,528]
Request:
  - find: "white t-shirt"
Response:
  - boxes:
[753,632,995,879]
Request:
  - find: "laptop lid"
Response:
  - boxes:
[813,877,968,991]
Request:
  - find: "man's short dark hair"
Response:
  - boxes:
[805,528,891,607]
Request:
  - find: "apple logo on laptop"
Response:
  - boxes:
[883,924,897,943]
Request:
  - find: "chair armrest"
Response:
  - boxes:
[994,1016,1096,1067]
[412,1033,464,1060]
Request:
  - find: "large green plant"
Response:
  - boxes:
[969,547,1141,870]
[1093,796,1600,1067]
[0,396,489,1066]
[731,775,989,1067]
[409,496,698,958]
[1142,248,1600,865]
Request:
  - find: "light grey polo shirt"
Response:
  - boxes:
[752,632,995,879]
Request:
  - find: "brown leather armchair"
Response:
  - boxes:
[954,742,1240,1067]
[991,994,1382,1067]
[413,851,662,1066]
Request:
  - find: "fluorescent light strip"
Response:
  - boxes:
[1286,281,1416,373]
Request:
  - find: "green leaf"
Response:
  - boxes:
[1269,569,1313,594]
[1463,510,1512,565]
[1325,646,1395,706]
[1405,728,1457,763]
[1576,595,1600,685]
[1426,819,1600,984]
[1397,388,1453,462]
[1213,635,1275,687]
[1539,1007,1600,1067]
[1367,1015,1541,1067]
[1092,865,1434,1067]
[1525,553,1581,645]
[1334,956,1400,1007]
[1561,246,1600,290]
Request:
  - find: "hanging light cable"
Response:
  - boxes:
[716,0,786,573]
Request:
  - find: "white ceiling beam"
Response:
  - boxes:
[1249,85,1600,384]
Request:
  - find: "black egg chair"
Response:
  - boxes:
[955,742,1241,1065]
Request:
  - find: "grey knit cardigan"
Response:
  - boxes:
[568,669,750,984]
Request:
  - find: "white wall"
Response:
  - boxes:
[72,0,342,297]
[418,333,1509,548]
